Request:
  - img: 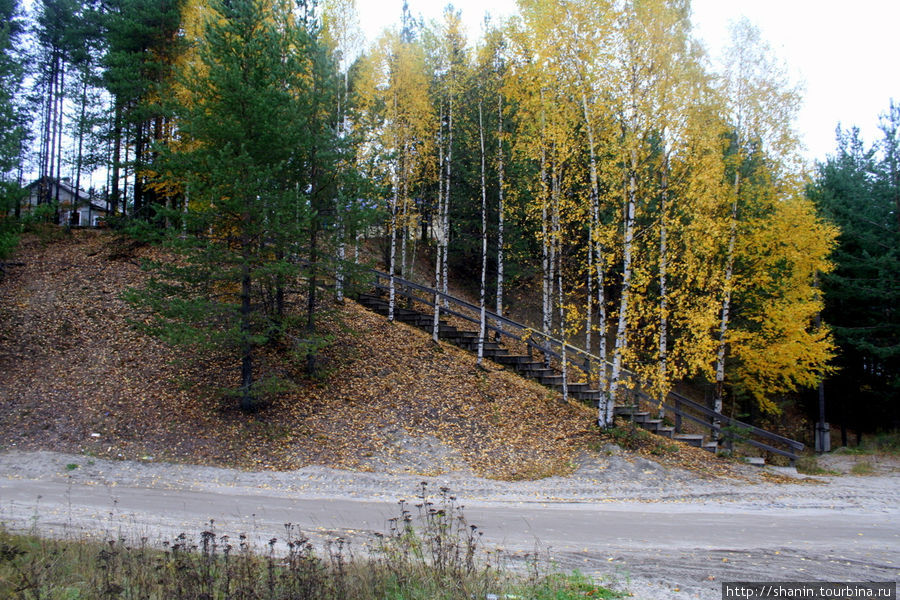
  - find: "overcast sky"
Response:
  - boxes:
[356,0,900,166]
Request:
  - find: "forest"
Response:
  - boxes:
[0,0,896,434]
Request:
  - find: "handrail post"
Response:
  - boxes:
[674,396,682,433]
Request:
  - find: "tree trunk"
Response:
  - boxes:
[441,98,453,305]
[336,216,345,302]
[594,200,609,424]
[432,104,445,342]
[111,102,123,216]
[540,102,552,358]
[559,259,568,403]
[477,102,487,365]
[240,235,254,411]
[388,182,398,322]
[657,155,670,418]
[306,157,321,377]
[580,93,599,355]
[74,74,88,224]
[495,94,505,339]
[715,169,740,428]
[133,121,145,217]
[608,151,637,412]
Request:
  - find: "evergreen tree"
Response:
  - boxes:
[129,0,344,410]
[0,0,27,263]
[810,119,900,432]
[101,0,184,218]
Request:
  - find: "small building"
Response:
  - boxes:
[23,177,110,227]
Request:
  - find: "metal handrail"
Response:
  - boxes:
[666,390,804,450]
[367,269,805,460]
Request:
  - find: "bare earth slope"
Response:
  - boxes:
[0,230,606,478]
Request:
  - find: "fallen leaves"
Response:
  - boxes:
[0,230,749,482]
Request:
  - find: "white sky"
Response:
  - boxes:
[357,0,900,166]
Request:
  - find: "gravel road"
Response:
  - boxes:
[1,449,898,600]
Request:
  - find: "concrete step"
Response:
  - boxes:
[396,315,433,327]
[547,382,590,393]
[441,330,478,339]
[482,347,509,358]
[613,405,641,417]
[539,375,565,386]
[629,411,651,423]
[517,362,555,374]
[515,361,546,371]
[493,354,531,366]
[673,434,705,448]
[571,389,602,401]
[656,426,675,439]
[639,418,663,432]
[702,441,719,453]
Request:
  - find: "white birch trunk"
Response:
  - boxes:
[586,218,593,354]
[657,156,669,417]
[608,151,637,413]
[594,201,610,425]
[388,182,398,323]
[336,216,345,302]
[432,104,445,342]
[400,141,409,280]
[559,261,568,403]
[549,161,561,367]
[715,170,740,426]
[496,94,505,336]
[580,92,599,357]
[441,99,453,306]
[477,102,487,365]
[539,102,552,363]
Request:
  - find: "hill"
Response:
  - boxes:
[0,229,741,479]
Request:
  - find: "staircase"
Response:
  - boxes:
[356,290,722,454]
[354,271,804,465]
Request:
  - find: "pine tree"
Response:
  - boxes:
[0,0,27,264]
[128,0,342,410]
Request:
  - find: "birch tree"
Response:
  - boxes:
[356,29,434,321]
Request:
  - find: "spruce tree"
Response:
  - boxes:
[810,121,900,432]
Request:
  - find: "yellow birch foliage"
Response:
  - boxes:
[728,176,837,412]
[355,30,435,226]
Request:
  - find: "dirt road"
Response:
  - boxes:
[1,450,897,599]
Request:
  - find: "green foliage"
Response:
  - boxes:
[0,183,24,262]
[794,456,839,476]
[126,0,361,410]
[603,424,679,456]
[521,571,624,599]
[849,461,874,475]
[0,0,27,177]
[809,108,900,431]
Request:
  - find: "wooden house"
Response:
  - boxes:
[23,177,110,227]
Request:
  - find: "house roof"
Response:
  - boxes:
[27,177,109,214]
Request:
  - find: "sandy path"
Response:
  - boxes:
[1,450,898,600]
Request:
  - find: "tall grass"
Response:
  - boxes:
[0,483,624,599]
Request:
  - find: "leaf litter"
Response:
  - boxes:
[0,230,758,481]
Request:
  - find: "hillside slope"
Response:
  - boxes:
[0,230,606,478]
